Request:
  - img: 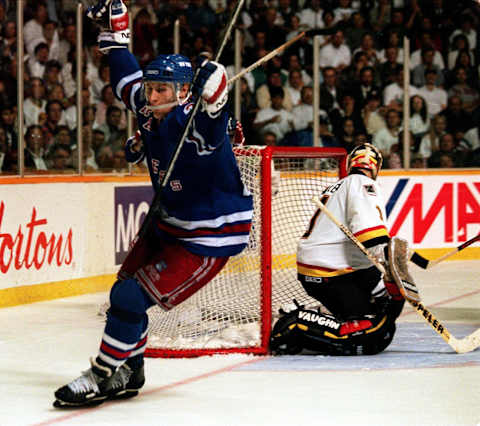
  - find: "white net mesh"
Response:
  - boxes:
[146,147,343,356]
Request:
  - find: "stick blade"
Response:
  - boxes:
[450,328,480,354]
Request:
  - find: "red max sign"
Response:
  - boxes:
[387,180,480,244]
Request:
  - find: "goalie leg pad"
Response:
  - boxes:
[388,237,420,302]
[270,307,398,356]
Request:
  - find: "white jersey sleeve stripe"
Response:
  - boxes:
[164,210,253,230]
[116,70,143,100]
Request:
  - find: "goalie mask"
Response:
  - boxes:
[143,54,194,111]
[347,143,383,180]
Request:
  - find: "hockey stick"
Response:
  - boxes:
[135,0,246,240]
[227,32,306,86]
[311,196,480,354]
[409,232,480,269]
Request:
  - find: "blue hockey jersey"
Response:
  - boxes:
[108,49,253,257]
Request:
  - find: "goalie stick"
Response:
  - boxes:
[311,196,480,354]
[409,232,480,269]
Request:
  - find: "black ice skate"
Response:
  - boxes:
[107,363,145,400]
[53,358,113,408]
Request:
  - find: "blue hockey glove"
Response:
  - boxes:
[192,57,228,118]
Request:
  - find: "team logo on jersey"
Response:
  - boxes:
[183,103,194,114]
[363,184,377,196]
[186,124,216,156]
[143,117,153,132]
[138,105,151,117]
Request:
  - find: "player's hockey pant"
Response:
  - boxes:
[270,301,404,356]
[298,266,385,321]
[118,236,229,310]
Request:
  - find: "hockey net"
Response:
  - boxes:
[145,146,347,357]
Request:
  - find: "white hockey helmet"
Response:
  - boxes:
[347,143,383,180]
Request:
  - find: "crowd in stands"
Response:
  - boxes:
[1,0,480,174]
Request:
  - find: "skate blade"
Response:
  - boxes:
[53,397,106,409]
[108,389,140,400]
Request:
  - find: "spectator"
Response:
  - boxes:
[409,95,430,146]
[253,86,295,145]
[28,42,49,78]
[40,19,60,62]
[43,59,63,93]
[132,8,157,68]
[96,105,126,150]
[95,84,127,129]
[418,69,448,118]
[372,108,401,159]
[352,33,379,68]
[449,13,476,53]
[72,126,98,172]
[318,29,351,74]
[186,0,217,35]
[462,124,480,153]
[256,67,293,112]
[112,148,128,173]
[335,117,356,151]
[427,133,466,167]
[296,0,325,30]
[418,113,447,160]
[24,125,48,172]
[447,34,472,70]
[440,95,472,140]
[329,92,366,139]
[48,143,74,173]
[24,77,47,127]
[285,70,304,107]
[339,51,368,92]
[350,66,381,109]
[42,100,64,148]
[1,20,16,60]
[377,46,402,89]
[319,66,343,113]
[58,23,76,66]
[256,7,286,51]
[447,66,480,115]
[378,29,404,64]
[0,105,17,150]
[333,0,357,23]
[0,125,8,171]
[291,85,332,147]
[383,67,419,112]
[282,53,312,87]
[344,11,369,51]
[448,49,478,90]
[410,31,446,71]
[261,131,277,147]
[362,92,386,137]
[24,2,48,57]
[411,47,445,88]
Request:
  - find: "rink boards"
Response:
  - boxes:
[1,170,480,307]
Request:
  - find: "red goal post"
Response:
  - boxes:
[145,146,347,358]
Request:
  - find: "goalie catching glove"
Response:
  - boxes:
[87,0,130,53]
[192,57,228,118]
[370,237,420,303]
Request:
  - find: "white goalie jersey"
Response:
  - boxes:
[297,173,390,277]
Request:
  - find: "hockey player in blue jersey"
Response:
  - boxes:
[53,0,253,408]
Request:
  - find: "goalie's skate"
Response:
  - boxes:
[53,358,112,408]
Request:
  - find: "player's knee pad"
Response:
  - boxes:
[109,278,153,323]
[270,307,397,356]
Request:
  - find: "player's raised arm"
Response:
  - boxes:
[88,0,143,113]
